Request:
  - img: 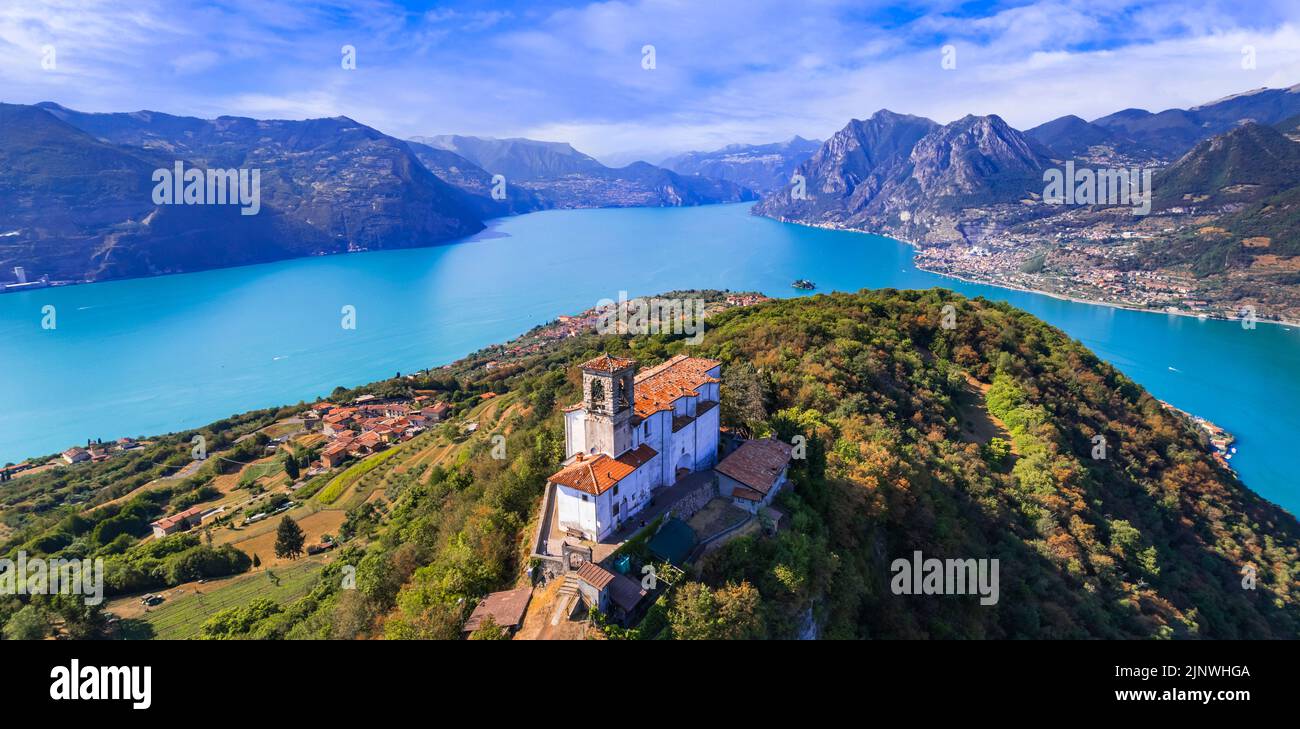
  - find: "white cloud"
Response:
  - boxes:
[170,50,221,75]
[0,0,1297,160]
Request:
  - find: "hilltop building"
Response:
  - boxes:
[716,437,794,513]
[549,354,722,542]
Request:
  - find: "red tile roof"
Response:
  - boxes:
[549,443,657,496]
[151,506,204,531]
[563,355,722,420]
[576,561,615,591]
[581,354,636,372]
[717,438,793,495]
[632,355,721,419]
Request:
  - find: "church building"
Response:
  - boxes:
[548,354,722,542]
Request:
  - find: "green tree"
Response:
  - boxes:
[3,604,48,640]
[722,361,767,432]
[983,437,1012,468]
[668,581,766,640]
[274,516,306,560]
[283,454,300,481]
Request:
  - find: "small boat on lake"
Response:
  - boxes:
[792,279,816,290]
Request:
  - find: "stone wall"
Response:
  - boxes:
[670,476,718,521]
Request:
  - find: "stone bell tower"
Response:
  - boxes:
[580,354,635,457]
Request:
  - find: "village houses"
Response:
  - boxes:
[310,396,451,471]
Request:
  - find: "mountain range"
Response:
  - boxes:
[0,105,751,285]
[1090,85,1300,158]
[1023,114,1154,162]
[7,82,1300,287]
[659,136,821,194]
[1139,121,1300,275]
[410,134,757,209]
[1154,121,1300,210]
[754,83,1300,251]
[754,110,1052,235]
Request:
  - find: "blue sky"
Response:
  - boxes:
[3,0,1299,164]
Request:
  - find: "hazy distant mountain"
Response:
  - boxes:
[659,136,821,194]
[1091,84,1300,159]
[5,103,762,285]
[756,110,1050,230]
[410,135,606,181]
[411,134,757,208]
[404,139,544,216]
[1275,114,1300,140]
[1024,114,1154,161]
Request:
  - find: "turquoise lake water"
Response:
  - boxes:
[1,202,1296,512]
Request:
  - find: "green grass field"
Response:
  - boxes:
[124,558,327,640]
[316,447,402,505]
[238,460,283,488]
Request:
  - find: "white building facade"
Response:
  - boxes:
[550,354,721,542]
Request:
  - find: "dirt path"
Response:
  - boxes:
[513,580,588,641]
[955,374,1013,447]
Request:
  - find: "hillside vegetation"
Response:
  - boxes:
[4,290,1296,639]
[685,290,1297,638]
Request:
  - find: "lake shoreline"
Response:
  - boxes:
[18,204,1300,331]
[917,266,1300,331]
[765,213,1300,330]
[3,203,1296,512]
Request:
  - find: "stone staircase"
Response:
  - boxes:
[551,574,581,625]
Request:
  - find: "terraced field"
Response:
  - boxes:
[315,446,404,505]
[118,557,328,640]
[237,460,284,488]
[111,392,529,639]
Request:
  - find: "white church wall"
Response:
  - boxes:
[564,408,587,458]
[556,484,600,540]
[696,405,720,468]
